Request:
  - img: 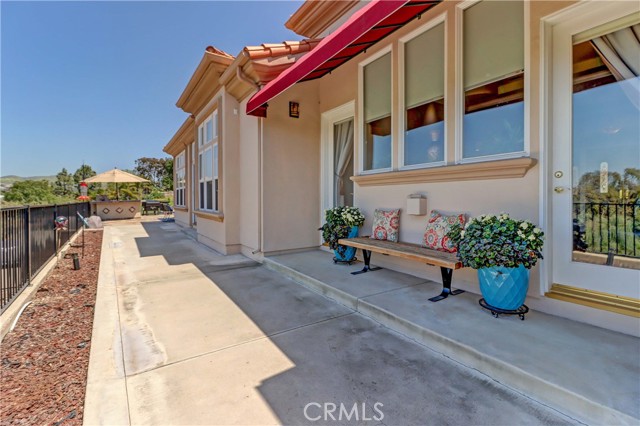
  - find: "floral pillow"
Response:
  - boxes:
[370,209,400,242]
[423,210,465,253]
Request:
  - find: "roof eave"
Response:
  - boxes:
[286,0,360,38]
[176,49,234,115]
[163,116,195,156]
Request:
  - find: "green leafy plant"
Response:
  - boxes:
[449,213,544,269]
[319,206,365,257]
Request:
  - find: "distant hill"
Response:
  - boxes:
[0,175,57,185]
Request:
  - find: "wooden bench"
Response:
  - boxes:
[338,237,464,302]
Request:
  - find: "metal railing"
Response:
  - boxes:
[573,202,639,258]
[0,202,90,313]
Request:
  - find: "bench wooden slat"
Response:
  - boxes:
[338,237,462,269]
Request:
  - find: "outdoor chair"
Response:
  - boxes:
[161,203,174,222]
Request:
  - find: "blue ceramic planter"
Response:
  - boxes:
[477,265,529,310]
[334,226,359,262]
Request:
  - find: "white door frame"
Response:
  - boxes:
[320,101,356,224]
[540,2,640,297]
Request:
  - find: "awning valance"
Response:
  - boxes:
[246,0,440,117]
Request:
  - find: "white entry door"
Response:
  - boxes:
[551,4,640,299]
[321,101,356,216]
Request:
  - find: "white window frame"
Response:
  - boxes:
[197,108,219,212]
[454,0,530,164]
[213,143,219,212]
[358,45,394,175]
[175,151,186,207]
[398,13,448,171]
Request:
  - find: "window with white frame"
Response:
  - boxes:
[175,151,185,207]
[462,0,524,159]
[197,109,219,212]
[363,52,392,171]
[403,22,445,167]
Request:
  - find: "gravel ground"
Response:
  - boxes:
[1,230,103,426]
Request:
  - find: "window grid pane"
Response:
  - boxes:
[206,181,213,210]
[363,53,392,171]
[404,23,445,166]
[462,0,524,159]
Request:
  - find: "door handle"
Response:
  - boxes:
[554,186,566,193]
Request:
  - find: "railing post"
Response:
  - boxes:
[26,206,32,284]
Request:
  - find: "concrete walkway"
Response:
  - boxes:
[85,221,579,425]
[265,251,640,426]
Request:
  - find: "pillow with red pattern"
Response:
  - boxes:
[423,210,465,253]
[370,209,400,242]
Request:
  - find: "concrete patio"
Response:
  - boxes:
[264,251,640,425]
[83,220,639,425]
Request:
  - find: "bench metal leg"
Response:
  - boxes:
[351,249,383,275]
[428,267,465,302]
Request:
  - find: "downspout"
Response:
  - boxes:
[237,67,263,256]
[255,116,264,256]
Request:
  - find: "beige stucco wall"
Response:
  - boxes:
[238,97,261,256]
[188,90,242,255]
[310,1,593,310]
[222,90,241,252]
[174,210,190,228]
[262,79,321,254]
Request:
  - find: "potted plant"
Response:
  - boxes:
[319,206,366,263]
[450,213,544,311]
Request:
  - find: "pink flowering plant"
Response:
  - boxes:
[319,206,365,257]
[449,213,544,269]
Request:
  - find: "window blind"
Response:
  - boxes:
[405,23,445,108]
[464,0,524,90]
[364,53,392,122]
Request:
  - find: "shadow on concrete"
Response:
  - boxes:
[125,221,581,425]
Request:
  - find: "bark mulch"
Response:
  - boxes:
[0,230,103,426]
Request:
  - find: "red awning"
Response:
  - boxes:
[246,0,440,117]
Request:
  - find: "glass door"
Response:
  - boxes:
[333,118,355,207]
[551,8,640,298]
[320,101,355,218]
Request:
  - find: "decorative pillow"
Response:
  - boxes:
[423,210,465,253]
[370,209,400,242]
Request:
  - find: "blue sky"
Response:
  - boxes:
[1,0,302,177]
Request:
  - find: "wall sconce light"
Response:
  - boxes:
[289,101,299,118]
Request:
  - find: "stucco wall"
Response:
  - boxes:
[174,210,190,228]
[311,1,576,300]
[238,97,260,255]
[262,79,321,253]
[222,90,241,249]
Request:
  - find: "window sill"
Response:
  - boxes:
[351,157,536,186]
[194,211,224,222]
[173,206,188,212]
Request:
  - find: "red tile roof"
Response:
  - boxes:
[205,46,234,58]
[243,39,321,60]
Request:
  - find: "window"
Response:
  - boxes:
[403,22,445,167]
[462,0,524,159]
[197,109,219,212]
[175,151,185,207]
[363,52,392,171]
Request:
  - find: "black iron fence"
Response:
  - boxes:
[573,202,640,258]
[0,202,90,313]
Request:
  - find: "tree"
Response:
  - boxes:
[4,180,58,205]
[53,168,75,196]
[162,158,173,191]
[135,157,173,190]
[73,164,96,185]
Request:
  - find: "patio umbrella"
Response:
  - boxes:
[84,168,149,200]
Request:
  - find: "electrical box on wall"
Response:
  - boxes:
[406,194,427,215]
